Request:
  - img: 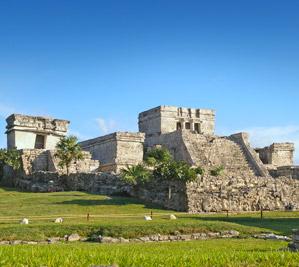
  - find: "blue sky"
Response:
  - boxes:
[0,1,299,162]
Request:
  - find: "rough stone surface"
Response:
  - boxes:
[138,105,215,138]
[79,132,145,173]
[256,143,295,167]
[6,114,69,150]
[67,233,81,242]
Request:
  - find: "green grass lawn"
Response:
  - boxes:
[1,187,299,266]
[0,187,299,241]
[0,239,297,267]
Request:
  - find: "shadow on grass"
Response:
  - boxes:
[185,216,299,235]
[55,196,165,210]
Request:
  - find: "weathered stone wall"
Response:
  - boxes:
[186,174,299,213]
[6,114,69,150]
[19,149,99,175]
[255,143,294,167]
[79,132,145,173]
[270,166,299,180]
[9,171,129,194]
[145,130,267,177]
[229,133,269,177]
[139,106,215,138]
[132,178,188,211]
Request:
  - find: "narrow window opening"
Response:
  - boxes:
[176,122,182,130]
[194,123,200,133]
[35,135,45,149]
[185,122,191,130]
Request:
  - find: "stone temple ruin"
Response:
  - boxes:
[2,106,299,213]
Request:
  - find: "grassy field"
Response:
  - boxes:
[0,239,298,267]
[0,187,299,241]
[1,187,299,266]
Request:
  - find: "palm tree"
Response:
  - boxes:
[54,136,83,175]
[120,164,151,185]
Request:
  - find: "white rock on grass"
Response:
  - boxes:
[169,214,177,220]
[20,218,29,225]
[67,233,81,242]
[54,217,64,223]
[144,215,152,221]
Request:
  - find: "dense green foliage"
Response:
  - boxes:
[54,136,83,175]
[153,160,198,182]
[0,148,21,171]
[120,164,151,185]
[144,147,172,166]
[0,240,297,267]
[122,147,201,184]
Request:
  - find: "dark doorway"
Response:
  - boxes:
[185,122,191,130]
[194,123,200,133]
[176,122,182,130]
[35,135,45,149]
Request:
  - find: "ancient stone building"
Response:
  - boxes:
[139,106,215,141]
[255,143,295,167]
[6,114,69,150]
[2,105,299,213]
[79,132,145,173]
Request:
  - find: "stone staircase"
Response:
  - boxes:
[180,132,257,176]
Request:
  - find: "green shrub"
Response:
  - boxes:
[210,165,224,176]
[154,161,197,182]
[120,164,152,185]
[194,166,205,175]
[0,148,21,171]
[144,147,172,166]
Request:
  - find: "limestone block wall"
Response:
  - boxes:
[270,166,299,180]
[139,106,215,138]
[145,130,266,177]
[19,149,99,175]
[186,174,299,212]
[79,132,145,173]
[255,143,294,167]
[9,171,129,194]
[229,133,269,177]
[132,179,188,211]
[5,114,69,150]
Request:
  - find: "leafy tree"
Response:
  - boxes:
[154,160,197,182]
[144,147,172,166]
[0,148,21,171]
[54,136,83,175]
[120,164,152,185]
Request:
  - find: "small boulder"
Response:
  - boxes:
[144,215,152,221]
[67,233,81,242]
[54,218,64,223]
[169,214,177,220]
[20,218,29,225]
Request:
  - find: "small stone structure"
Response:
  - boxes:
[139,106,215,141]
[255,143,295,167]
[79,132,145,173]
[6,114,69,150]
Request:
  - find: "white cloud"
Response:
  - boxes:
[220,125,299,164]
[95,117,117,134]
